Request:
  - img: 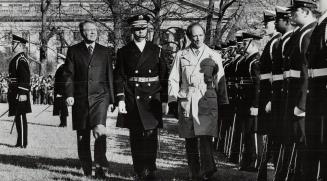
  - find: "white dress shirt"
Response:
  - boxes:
[134,39,146,52]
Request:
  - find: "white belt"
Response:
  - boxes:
[272,74,283,81]
[283,70,300,78]
[129,76,159,82]
[308,68,327,78]
[260,73,272,80]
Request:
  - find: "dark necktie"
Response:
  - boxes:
[88,45,93,55]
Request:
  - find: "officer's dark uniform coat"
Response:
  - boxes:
[114,41,168,131]
[63,42,115,130]
[8,53,31,116]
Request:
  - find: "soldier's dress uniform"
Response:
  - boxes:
[53,61,68,127]
[114,14,168,178]
[304,11,327,181]
[281,1,317,179]
[234,33,261,171]
[7,35,31,148]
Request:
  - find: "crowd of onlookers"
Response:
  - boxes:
[0,73,54,105]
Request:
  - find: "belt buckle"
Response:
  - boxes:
[308,69,313,78]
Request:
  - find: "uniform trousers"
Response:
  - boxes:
[76,129,108,175]
[130,128,158,175]
[15,113,28,147]
[185,136,217,179]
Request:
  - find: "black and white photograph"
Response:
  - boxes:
[0,0,326,180]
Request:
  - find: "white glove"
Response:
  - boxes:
[250,107,259,116]
[18,95,27,102]
[265,101,271,113]
[118,101,127,114]
[294,106,305,117]
[66,97,74,106]
[162,103,169,115]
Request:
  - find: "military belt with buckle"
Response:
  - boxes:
[128,76,159,82]
[308,68,327,78]
[272,74,283,81]
[283,70,300,78]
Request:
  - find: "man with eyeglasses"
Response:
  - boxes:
[114,14,168,180]
[63,20,115,179]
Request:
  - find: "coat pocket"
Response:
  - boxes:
[198,90,218,116]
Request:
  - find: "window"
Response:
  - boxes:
[73,31,81,41]
[22,31,29,40]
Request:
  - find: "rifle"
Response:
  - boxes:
[228,113,237,158]
[34,105,51,117]
[0,109,9,118]
[285,143,297,181]
[273,145,284,181]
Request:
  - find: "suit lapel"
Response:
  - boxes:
[77,42,91,66]
[136,42,153,68]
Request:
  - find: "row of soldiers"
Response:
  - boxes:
[216,0,327,180]
[31,75,54,105]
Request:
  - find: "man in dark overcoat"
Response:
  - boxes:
[53,54,68,127]
[63,20,115,178]
[7,35,31,148]
[114,14,168,180]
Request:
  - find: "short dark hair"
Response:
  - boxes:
[186,22,206,39]
[79,20,97,34]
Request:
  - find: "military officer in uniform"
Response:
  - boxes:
[168,22,228,180]
[234,32,261,171]
[8,35,31,148]
[282,1,317,180]
[256,9,282,180]
[63,20,115,178]
[114,14,168,180]
[304,0,327,180]
[53,53,68,127]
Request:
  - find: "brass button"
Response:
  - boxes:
[148,83,151,86]
[135,70,139,74]
[149,96,152,99]
[136,83,139,87]
[136,96,140,99]
[149,69,152,73]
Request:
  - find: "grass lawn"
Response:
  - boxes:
[0,103,272,181]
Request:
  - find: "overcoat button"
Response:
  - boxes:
[136,83,139,87]
[136,96,140,99]
[149,69,152,73]
[135,70,139,73]
[148,83,151,86]
[149,96,152,99]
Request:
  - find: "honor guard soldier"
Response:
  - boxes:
[8,34,31,148]
[304,0,327,180]
[53,53,68,127]
[225,33,247,164]
[114,14,168,180]
[235,32,261,171]
[282,1,317,180]
[256,9,282,180]
[271,6,296,180]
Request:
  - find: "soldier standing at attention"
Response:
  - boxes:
[7,35,31,148]
[304,0,327,180]
[114,14,168,180]
[53,53,68,127]
[168,22,228,180]
[282,1,317,180]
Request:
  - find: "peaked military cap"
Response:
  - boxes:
[12,34,28,44]
[242,32,262,41]
[227,40,237,47]
[276,6,291,19]
[127,14,150,28]
[287,0,317,11]
[263,10,276,23]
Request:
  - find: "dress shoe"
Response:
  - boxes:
[95,167,107,179]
